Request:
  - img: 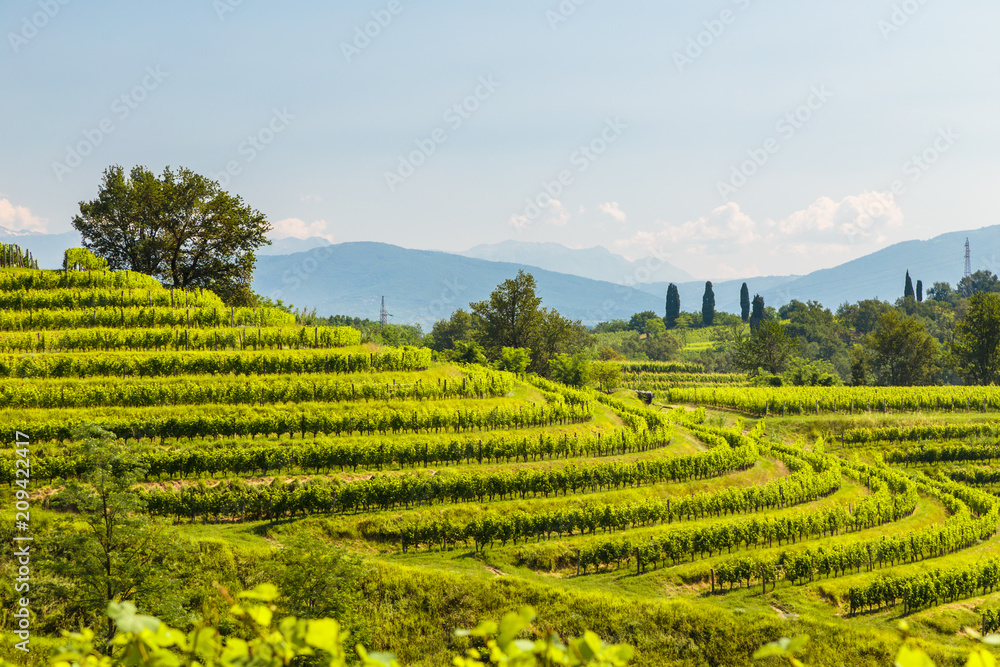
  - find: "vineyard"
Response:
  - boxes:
[3,266,1000,666]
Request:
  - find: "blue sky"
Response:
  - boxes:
[1,0,997,279]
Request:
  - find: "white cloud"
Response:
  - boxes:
[612,193,906,276]
[614,202,758,258]
[508,200,570,231]
[0,198,46,233]
[270,218,335,242]
[546,200,570,226]
[615,194,903,258]
[770,191,903,244]
[300,194,323,203]
[598,201,627,224]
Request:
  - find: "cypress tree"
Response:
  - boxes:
[749,294,765,331]
[740,282,750,323]
[904,270,915,299]
[701,281,715,326]
[916,280,923,302]
[665,283,680,329]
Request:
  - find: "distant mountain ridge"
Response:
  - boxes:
[252,242,666,327]
[749,226,1000,310]
[461,240,695,285]
[258,236,332,255]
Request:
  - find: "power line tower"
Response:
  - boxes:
[965,237,972,279]
[379,296,388,328]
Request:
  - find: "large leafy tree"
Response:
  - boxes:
[701,281,715,326]
[951,291,1000,385]
[732,319,799,376]
[469,270,585,375]
[72,165,271,305]
[665,283,680,329]
[535,307,589,376]
[470,270,543,353]
[864,310,938,385]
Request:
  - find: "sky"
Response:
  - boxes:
[1,0,997,281]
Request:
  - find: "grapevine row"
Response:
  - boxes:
[0,286,225,310]
[397,455,839,553]
[663,386,1000,415]
[139,445,755,521]
[885,441,1000,465]
[8,402,594,443]
[617,361,706,374]
[515,461,918,575]
[0,268,162,291]
[3,429,673,484]
[0,369,514,409]
[0,347,427,379]
[0,325,362,352]
[845,423,1000,444]
[0,305,293,331]
[717,470,1000,598]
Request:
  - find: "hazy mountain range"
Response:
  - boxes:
[6,223,998,327]
[461,240,694,284]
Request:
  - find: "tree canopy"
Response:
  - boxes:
[951,291,1000,385]
[958,270,1000,297]
[469,270,585,375]
[72,165,271,305]
[864,310,939,385]
[732,319,799,376]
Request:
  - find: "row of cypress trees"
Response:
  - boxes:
[664,281,764,328]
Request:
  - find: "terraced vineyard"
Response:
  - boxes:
[4,266,1000,666]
